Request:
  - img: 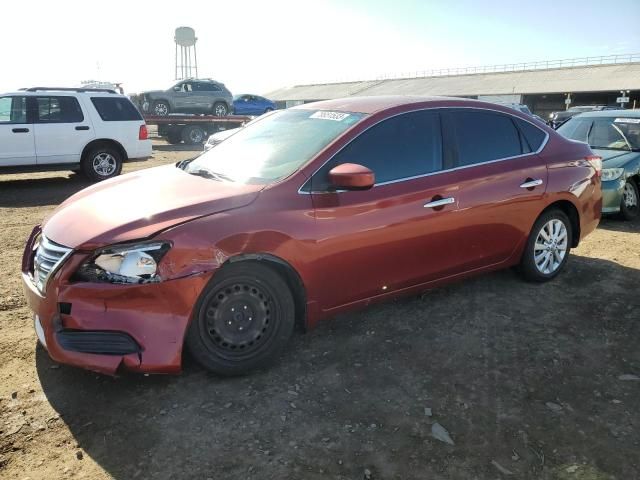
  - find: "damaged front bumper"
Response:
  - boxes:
[22,233,213,375]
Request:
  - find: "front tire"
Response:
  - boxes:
[81,145,123,182]
[186,263,295,376]
[213,102,228,117]
[519,209,572,282]
[620,179,639,221]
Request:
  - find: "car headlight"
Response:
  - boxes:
[601,168,624,182]
[74,241,171,284]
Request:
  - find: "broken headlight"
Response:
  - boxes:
[74,241,171,284]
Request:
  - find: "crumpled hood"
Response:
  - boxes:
[594,149,639,168]
[43,164,262,250]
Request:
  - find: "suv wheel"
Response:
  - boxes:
[181,125,206,145]
[81,145,123,182]
[213,102,228,117]
[186,263,295,376]
[519,209,572,282]
[620,179,639,221]
[153,101,170,116]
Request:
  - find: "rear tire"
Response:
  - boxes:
[153,101,170,116]
[181,125,206,145]
[186,263,295,376]
[619,179,639,221]
[81,145,123,182]
[166,131,182,144]
[519,209,572,282]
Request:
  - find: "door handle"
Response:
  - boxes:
[12,128,29,133]
[424,197,455,208]
[75,126,90,131]
[519,179,544,189]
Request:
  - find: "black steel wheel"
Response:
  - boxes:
[186,263,295,375]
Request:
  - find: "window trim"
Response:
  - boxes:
[298,106,549,194]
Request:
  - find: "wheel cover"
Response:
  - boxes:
[155,103,168,115]
[533,219,568,275]
[92,153,116,176]
[215,104,227,116]
[199,280,275,360]
[623,182,638,208]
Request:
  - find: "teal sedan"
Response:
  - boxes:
[557,110,640,220]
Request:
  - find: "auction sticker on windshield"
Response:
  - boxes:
[310,111,351,121]
[614,118,640,124]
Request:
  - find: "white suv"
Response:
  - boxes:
[0,87,152,181]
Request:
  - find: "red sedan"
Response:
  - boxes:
[21,96,602,376]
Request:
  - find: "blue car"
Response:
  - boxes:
[233,94,276,116]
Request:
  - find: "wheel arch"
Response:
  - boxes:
[540,199,581,247]
[223,253,308,332]
[81,139,128,162]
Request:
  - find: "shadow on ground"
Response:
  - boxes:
[37,255,640,479]
[0,175,91,208]
[152,144,203,153]
[597,216,640,234]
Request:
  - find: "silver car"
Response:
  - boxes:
[139,79,233,117]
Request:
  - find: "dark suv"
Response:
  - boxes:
[137,79,233,117]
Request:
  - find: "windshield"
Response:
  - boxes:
[184,109,364,183]
[558,116,640,151]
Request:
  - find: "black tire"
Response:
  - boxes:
[80,145,123,182]
[166,131,182,144]
[153,100,170,116]
[264,107,274,114]
[186,263,295,376]
[619,179,640,221]
[213,102,228,117]
[181,125,206,145]
[519,209,572,283]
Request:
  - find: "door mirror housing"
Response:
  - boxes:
[327,163,375,190]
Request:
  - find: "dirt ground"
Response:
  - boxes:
[1,141,639,480]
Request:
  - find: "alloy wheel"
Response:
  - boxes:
[92,153,117,177]
[623,182,638,208]
[154,103,168,115]
[214,104,227,116]
[533,219,568,275]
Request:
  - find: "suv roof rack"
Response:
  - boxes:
[22,87,117,94]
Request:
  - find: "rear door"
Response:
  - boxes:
[441,108,549,269]
[32,96,94,164]
[306,109,470,310]
[234,95,251,115]
[0,95,35,166]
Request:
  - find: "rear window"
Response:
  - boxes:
[91,97,142,121]
[447,110,523,166]
[557,118,593,143]
[514,118,547,151]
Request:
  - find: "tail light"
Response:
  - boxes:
[585,155,602,177]
[139,124,148,140]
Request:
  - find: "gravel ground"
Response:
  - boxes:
[1,140,639,480]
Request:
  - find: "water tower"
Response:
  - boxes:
[175,27,198,80]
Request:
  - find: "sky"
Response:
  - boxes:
[1,0,639,96]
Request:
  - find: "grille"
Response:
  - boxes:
[32,235,72,294]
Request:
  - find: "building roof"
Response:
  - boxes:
[267,62,640,101]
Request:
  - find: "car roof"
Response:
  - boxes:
[292,95,530,115]
[574,109,640,118]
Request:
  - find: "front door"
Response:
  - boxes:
[305,109,466,311]
[0,95,35,166]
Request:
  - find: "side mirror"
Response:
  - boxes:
[328,163,375,191]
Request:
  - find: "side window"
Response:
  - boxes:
[311,110,443,191]
[0,96,27,123]
[588,119,628,149]
[90,97,143,121]
[448,110,522,166]
[514,117,547,151]
[557,118,592,143]
[196,83,222,92]
[35,96,84,123]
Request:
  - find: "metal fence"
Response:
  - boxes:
[316,53,640,85]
